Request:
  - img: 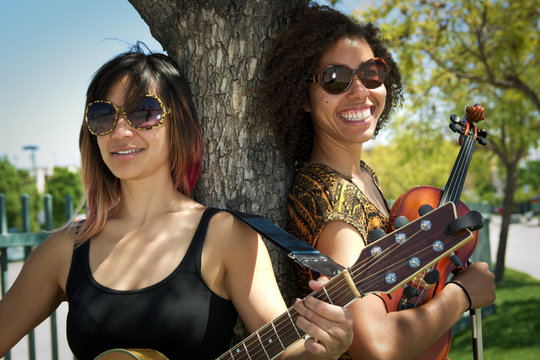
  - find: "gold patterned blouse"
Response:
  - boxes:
[287,162,390,359]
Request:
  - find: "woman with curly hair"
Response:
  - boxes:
[0,45,355,360]
[259,4,495,359]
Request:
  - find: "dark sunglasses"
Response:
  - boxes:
[308,57,388,95]
[85,94,170,136]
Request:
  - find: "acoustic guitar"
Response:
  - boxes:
[94,348,167,359]
[95,202,479,360]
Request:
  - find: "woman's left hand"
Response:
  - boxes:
[293,276,353,358]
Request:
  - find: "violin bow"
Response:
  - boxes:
[467,259,483,360]
[470,307,483,360]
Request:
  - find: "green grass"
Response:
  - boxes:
[448,268,540,359]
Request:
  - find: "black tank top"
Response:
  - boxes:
[66,208,238,360]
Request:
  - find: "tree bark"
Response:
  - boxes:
[493,150,524,283]
[128,0,309,338]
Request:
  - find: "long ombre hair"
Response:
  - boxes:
[76,47,203,243]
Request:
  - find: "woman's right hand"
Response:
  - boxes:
[292,277,354,359]
[450,261,496,310]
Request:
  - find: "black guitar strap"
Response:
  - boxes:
[223,209,344,276]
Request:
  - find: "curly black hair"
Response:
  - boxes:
[259,4,403,168]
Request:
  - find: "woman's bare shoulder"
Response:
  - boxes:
[205,210,259,245]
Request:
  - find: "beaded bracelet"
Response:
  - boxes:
[447,280,472,312]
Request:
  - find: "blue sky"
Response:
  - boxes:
[0,0,366,169]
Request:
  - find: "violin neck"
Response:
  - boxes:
[439,135,476,206]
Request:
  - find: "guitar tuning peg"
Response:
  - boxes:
[423,269,440,285]
[369,229,386,242]
[418,204,434,216]
[450,114,460,123]
[393,216,410,229]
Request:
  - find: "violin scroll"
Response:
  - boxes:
[465,104,484,123]
[449,103,488,146]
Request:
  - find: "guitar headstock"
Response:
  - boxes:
[351,202,473,295]
[449,103,488,146]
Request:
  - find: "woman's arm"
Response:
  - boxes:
[317,220,495,360]
[0,228,74,356]
[211,213,353,359]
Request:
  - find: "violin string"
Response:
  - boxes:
[407,133,476,307]
[444,133,476,205]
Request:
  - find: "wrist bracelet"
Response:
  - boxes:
[447,280,472,312]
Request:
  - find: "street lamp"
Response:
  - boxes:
[22,145,39,180]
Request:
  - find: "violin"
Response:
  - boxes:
[382,104,487,359]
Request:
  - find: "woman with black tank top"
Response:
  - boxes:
[0,46,353,359]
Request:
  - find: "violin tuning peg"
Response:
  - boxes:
[449,123,462,134]
[478,129,488,138]
[423,269,440,285]
[393,216,410,229]
[418,204,434,216]
[402,285,420,300]
[450,114,460,123]
[450,253,463,268]
[369,229,386,242]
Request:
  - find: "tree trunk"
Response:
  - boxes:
[128,0,309,338]
[494,160,519,283]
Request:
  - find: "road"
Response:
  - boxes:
[2,214,539,359]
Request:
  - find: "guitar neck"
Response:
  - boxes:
[217,271,359,360]
[218,203,472,360]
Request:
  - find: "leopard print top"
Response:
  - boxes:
[286,162,390,360]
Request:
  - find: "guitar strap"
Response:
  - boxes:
[223,209,344,276]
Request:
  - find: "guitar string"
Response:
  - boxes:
[222,232,422,360]
[222,207,463,359]
[323,206,467,307]
[220,122,482,359]
[312,216,449,306]
[408,135,476,307]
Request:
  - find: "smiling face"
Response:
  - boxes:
[306,37,387,154]
[96,76,171,183]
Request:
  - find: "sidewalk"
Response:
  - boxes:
[489,214,540,280]
[3,262,71,360]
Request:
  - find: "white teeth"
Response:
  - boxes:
[340,109,371,121]
[115,149,139,155]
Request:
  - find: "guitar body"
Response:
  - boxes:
[94,348,168,360]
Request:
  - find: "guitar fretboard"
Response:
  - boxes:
[217,271,357,360]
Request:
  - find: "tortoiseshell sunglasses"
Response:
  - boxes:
[85,94,170,136]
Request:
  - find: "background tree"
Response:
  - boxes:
[44,167,83,228]
[518,160,540,197]
[359,0,540,282]
[0,157,41,232]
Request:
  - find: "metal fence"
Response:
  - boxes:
[452,201,496,332]
[0,193,74,360]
